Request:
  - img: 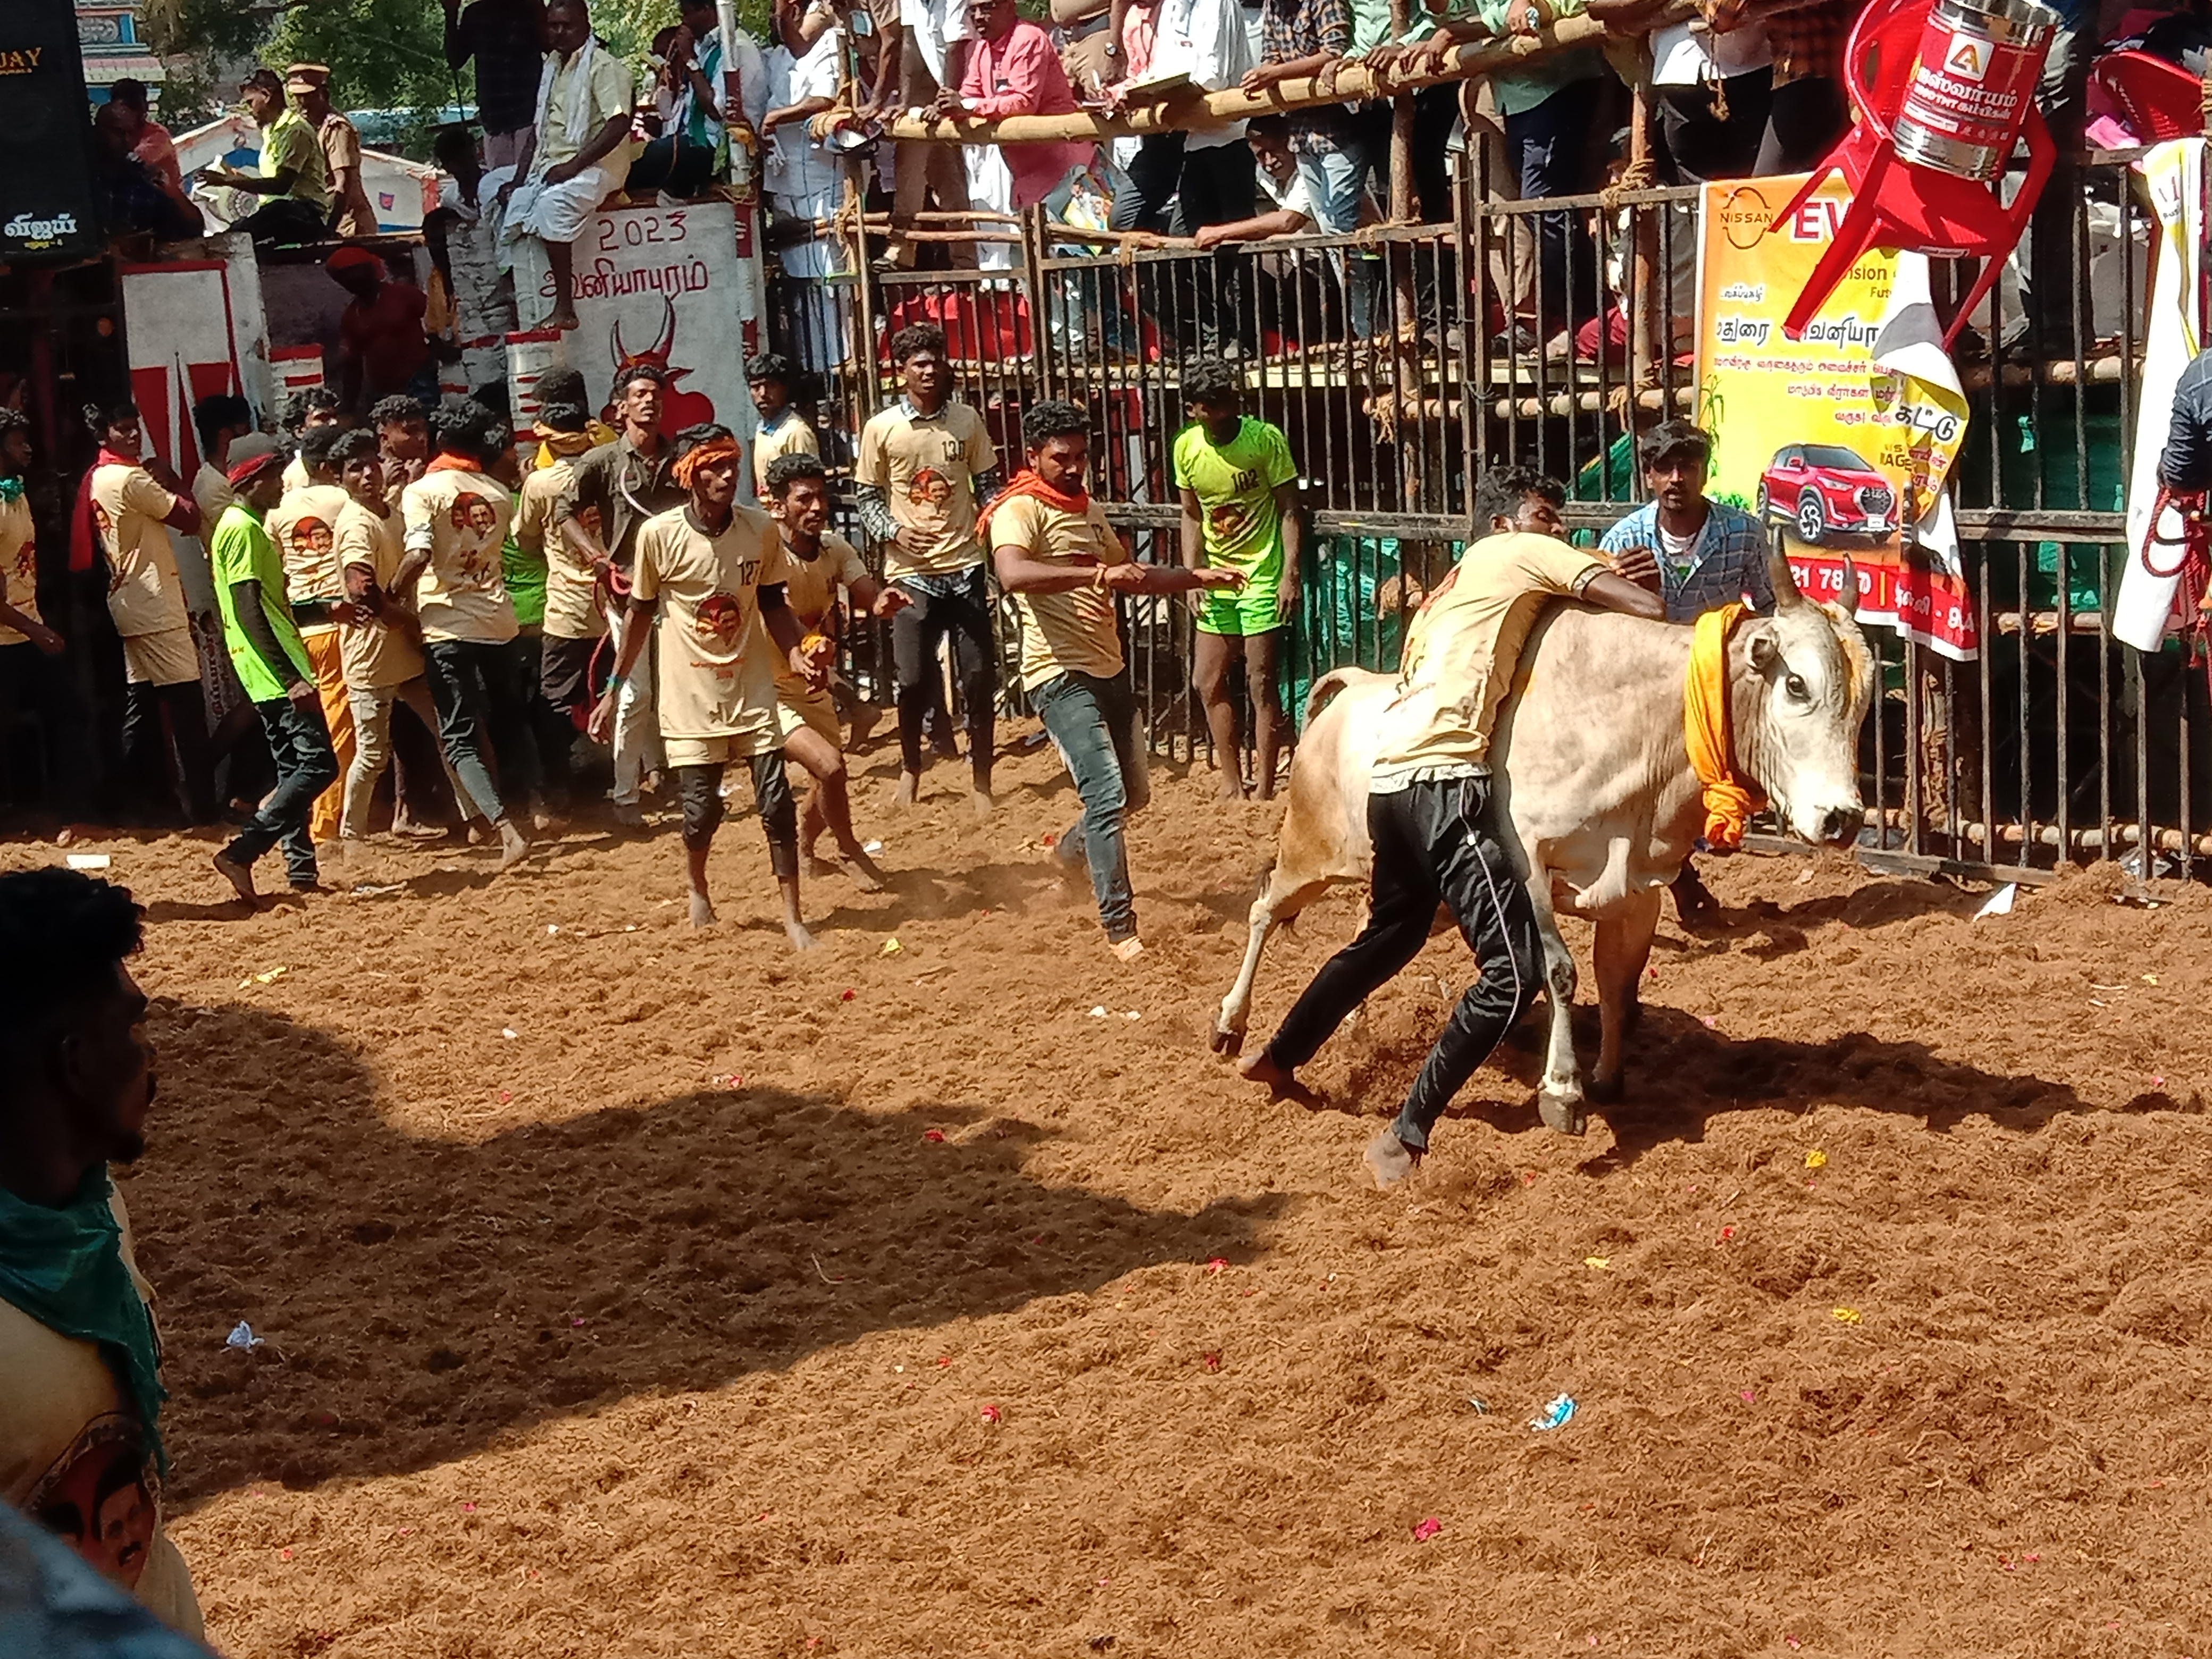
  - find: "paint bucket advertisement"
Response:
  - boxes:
[1696,174,1980,660]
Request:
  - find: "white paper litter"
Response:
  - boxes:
[65,854,111,871]
[1974,883,2018,920]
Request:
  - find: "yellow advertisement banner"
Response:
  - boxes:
[1696,175,1979,659]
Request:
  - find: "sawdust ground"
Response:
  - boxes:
[12,728,2212,1659]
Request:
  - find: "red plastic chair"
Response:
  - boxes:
[2087,48,2207,143]
[1771,0,2055,347]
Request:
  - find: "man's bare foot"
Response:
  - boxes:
[971,786,993,820]
[392,815,447,841]
[1237,1047,1297,1093]
[497,820,532,870]
[213,852,260,908]
[55,825,77,848]
[1110,934,1145,962]
[784,920,818,952]
[1216,777,1247,802]
[548,307,581,332]
[688,893,717,928]
[466,821,491,846]
[1363,1128,1420,1189]
[847,703,881,747]
[612,801,646,830]
[894,771,919,807]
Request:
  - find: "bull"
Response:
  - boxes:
[1211,547,1875,1132]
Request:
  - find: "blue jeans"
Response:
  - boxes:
[1296,146,1380,338]
[1030,668,1150,943]
[1503,84,1599,330]
[223,694,339,884]
[423,638,517,825]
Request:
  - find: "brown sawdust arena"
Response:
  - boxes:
[13,732,2212,1658]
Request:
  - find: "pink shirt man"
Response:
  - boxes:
[958,19,1097,208]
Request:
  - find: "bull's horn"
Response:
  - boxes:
[1837,552,1861,613]
[1768,539,1807,610]
[609,318,627,365]
[650,296,676,358]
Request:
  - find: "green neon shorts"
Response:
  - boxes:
[1195,571,1285,636]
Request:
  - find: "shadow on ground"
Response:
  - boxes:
[131,1000,1282,1509]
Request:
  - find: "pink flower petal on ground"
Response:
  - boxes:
[980,1404,1001,1423]
[1412,1516,1443,1541]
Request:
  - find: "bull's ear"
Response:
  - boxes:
[1749,632,1780,672]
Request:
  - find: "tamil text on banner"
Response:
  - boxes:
[1696,175,1979,659]
[524,200,765,483]
[2115,138,2209,653]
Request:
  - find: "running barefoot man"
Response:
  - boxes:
[763,453,909,890]
[1236,474,1664,1187]
[987,399,1245,961]
[1175,356,1302,800]
[591,425,818,946]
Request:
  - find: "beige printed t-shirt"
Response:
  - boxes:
[520,460,606,641]
[1369,531,1609,791]
[751,413,821,502]
[633,504,792,752]
[0,1184,203,1640]
[987,494,1128,692]
[854,400,997,579]
[774,530,869,701]
[332,498,422,690]
[267,483,353,633]
[400,467,518,645]
[93,465,187,639]
[0,494,41,647]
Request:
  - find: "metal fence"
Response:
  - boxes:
[764,144,2194,883]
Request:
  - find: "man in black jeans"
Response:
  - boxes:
[1238,472,1661,1186]
[205,441,340,904]
[557,364,685,827]
[854,324,1004,813]
[985,399,1243,960]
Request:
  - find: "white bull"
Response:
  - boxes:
[1211,552,1875,1130]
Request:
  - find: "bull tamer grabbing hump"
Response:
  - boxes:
[1239,470,1663,1187]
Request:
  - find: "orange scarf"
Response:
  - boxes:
[1684,602,1766,852]
[976,468,1090,538]
[671,436,741,489]
[425,452,482,476]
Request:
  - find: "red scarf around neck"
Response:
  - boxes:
[976,468,1091,538]
[69,447,136,573]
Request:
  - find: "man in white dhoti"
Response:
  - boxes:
[496,0,636,332]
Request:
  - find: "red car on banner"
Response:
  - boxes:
[1756,442,1897,546]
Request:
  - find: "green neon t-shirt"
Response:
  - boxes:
[210,501,311,703]
[1172,416,1300,579]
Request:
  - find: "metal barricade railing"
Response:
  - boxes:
[766,147,2197,880]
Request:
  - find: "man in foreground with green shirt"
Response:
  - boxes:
[207,439,340,905]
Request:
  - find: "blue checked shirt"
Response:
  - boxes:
[1599,500,1776,624]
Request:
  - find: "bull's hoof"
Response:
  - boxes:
[1209,1026,1245,1058]
[1537,1088,1587,1136]
[1586,1071,1624,1105]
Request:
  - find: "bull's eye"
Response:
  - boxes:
[1785,673,1809,701]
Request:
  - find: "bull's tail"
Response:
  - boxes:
[1303,668,1367,728]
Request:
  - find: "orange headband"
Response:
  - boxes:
[672,437,742,489]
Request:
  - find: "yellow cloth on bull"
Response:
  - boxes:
[1685,601,1764,852]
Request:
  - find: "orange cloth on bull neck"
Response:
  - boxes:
[1684,601,1766,852]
